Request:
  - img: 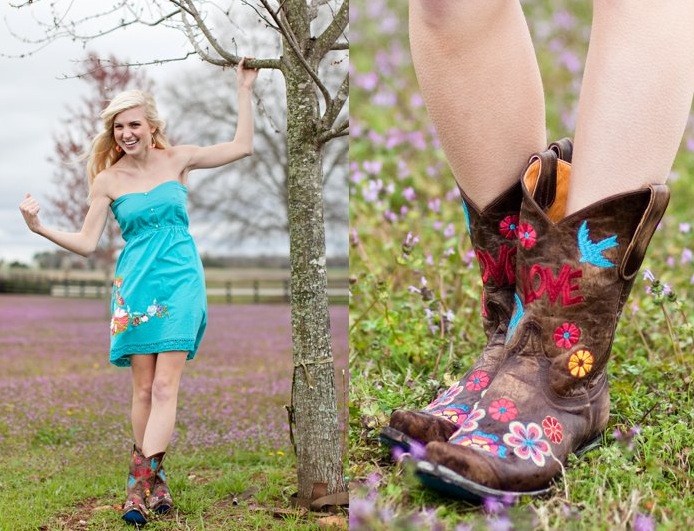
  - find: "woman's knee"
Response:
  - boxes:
[132,380,153,403]
[412,0,508,31]
[151,377,178,404]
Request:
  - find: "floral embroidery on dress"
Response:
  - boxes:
[502,421,552,467]
[465,370,490,392]
[554,322,581,349]
[516,222,537,249]
[542,416,563,444]
[499,215,519,240]
[111,276,169,336]
[450,430,508,458]
[488,398,518,422]
[568,349,594,378]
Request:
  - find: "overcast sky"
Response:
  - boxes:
[0,2,197,263]
[0,1,349,265]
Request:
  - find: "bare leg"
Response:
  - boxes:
[141,351,188,456]
[409,0,546,209]
[130,354,156,449]
[567,0,694,214]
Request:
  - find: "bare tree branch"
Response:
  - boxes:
[320,72,348,133]
[318,118,348,144]
[176,4,281,70]
[257,0,332,107]
[56,52,199,79]
[312,0,347,60]
[176,0,236,63]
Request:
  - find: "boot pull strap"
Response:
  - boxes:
[528,149,559,211]
[549,138,573,163]
[620,184,671,280]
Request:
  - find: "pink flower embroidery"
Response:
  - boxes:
[110,307,129,336]
[425,381,465,410]
[502,421,552,466]
[517,223,537,249]
[542,416,563,444]
[554,322,581,349]
[455,406,485,433]
[499,215,519,240]
[488,398,518,422]
[450,430,508,458]
[432,407,469,426]
[465,370,490,392]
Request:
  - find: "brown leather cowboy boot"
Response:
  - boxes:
[122,445,154,525]
[383,141,575,452]
[381,181,523,449]
[418,143,669,499]
[382,140,575,452]
[147,452,173,514]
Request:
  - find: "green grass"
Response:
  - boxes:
[0,445,342,530]
[349,1,694,529]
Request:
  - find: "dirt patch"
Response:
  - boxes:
[41,498,116,530]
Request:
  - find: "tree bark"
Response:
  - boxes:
[281,0,346,502]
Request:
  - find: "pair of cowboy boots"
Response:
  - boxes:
[122,445,173,525]
[384,139,669,499]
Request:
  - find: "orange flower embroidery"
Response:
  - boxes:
[568,349,594,378]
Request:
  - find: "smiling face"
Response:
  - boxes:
[113,106,155,156]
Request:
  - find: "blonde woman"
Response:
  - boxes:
[19,58,258,524]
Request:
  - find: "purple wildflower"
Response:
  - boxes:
[633,513,655,531]
[402,187,417,202]
[363,160,383,175]
[428,198,442,213]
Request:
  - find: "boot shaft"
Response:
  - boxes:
[460,139,575,339]
[460,183,523,338]
[508,148,670,396]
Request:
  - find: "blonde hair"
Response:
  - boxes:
[86,90,170,192]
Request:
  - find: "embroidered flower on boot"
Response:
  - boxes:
[568,349,594,378]
[503,421,552,466]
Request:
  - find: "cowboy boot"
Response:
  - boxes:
[383,140,576,452]
[418,143,669,499]
[381,177,523,450]
[122,445,153,525]
[147,452,173,514]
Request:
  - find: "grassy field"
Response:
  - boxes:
[349,1,694,529]
[0,295,347,530]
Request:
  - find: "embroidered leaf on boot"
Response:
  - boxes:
[505,293,524,343]
[461,199,471,232]
[577,220,618,268]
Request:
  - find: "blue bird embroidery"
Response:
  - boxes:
[577,220,618,268]
[506,293,524,343]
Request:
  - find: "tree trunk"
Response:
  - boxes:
[281,2,345,503]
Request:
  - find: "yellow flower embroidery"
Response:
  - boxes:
[568,349,594,378]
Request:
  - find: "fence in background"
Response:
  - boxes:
[0,274,348,304]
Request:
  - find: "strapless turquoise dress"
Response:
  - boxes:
[108,180,207,367]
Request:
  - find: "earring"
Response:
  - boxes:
[116,145,122,153]
[151,135,156,149]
